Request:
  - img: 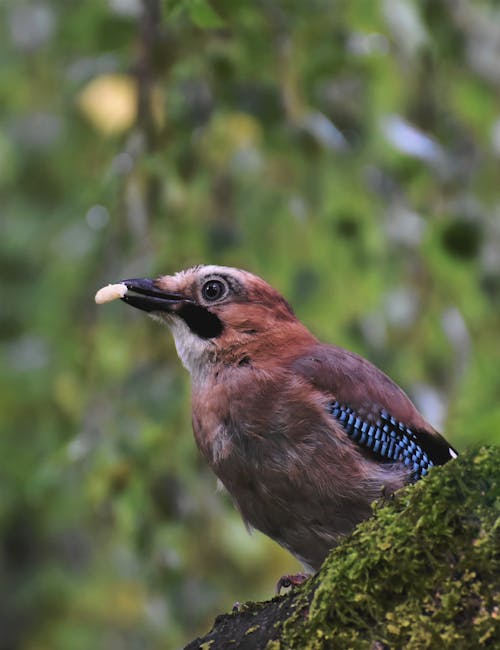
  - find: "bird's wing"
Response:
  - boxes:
[291,344,457,479]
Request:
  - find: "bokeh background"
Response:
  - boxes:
[2,0,500,648]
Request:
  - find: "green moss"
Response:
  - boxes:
[276,447,500,649]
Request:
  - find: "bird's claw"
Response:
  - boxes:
[275,572,310,593]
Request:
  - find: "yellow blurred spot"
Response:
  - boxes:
[200,111,262,166]
[78,74,166,135]
[222,112,262,149]
[78,73,137,135]
[53,371,82,418]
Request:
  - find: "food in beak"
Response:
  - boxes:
[95,283,128,304]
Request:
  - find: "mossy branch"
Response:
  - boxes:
[184,447,500,649]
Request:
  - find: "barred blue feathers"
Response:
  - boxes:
[328,401,449,480]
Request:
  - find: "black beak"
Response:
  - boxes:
[121,278,191,313]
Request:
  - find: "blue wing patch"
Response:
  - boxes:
[327,401,435,480]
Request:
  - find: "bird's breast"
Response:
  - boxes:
[190,366,336,478]
[191,385,234,466]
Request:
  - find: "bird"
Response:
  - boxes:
[96,265,458,577]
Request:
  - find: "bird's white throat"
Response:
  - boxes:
[166,316,215,381]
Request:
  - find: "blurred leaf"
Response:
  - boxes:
[186,0,225,29]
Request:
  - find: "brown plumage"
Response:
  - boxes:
[103,265,457,572]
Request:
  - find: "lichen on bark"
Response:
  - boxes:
[185,447,500,649]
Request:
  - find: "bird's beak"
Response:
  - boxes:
[120,278,191,313]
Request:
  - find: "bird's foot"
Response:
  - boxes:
[375,484,396,510]
[276,572,310,594]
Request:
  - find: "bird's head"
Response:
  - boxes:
[117,265,312,378]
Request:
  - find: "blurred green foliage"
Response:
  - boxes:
[1,0,499,648]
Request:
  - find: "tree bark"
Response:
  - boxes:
[184,446,500,649]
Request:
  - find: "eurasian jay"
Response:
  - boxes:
[96,265,457,575]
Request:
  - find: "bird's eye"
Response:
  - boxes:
[202,279,227,302]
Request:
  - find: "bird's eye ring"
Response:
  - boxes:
[202,279,227,302]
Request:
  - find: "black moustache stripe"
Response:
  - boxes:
[178,304,224,339]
